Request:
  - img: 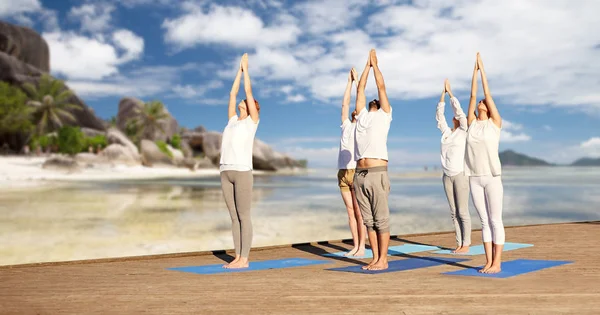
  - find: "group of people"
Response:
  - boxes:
[217,49,505,274]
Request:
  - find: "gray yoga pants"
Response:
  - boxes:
[443,173,472,247]
[353,166,391,233]
[220,170,253,258]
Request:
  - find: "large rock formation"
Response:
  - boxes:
[0,21,49,72]
[182,128,303,171]
[0,21,106,152]
[116,97,179,142]
[140,139,174,167]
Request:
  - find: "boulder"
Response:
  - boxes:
[194,125,207,133]
[42,155,80,171]
[106,128,139,156]
[116,97,179,142]
[100,144,141,166]
[0,21,50,72]
[166,144,184,165]
[81,128,104,138]
[75,152,106,166]
[140,139,173,167]
[180,140,193,158]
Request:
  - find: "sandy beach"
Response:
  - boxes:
[0,156,222,188]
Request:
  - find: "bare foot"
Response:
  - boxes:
[484,264,501,274]
[227,258,249,269]
[344,247,359,257]
[353,247,366,257]
[479,263,492,273]
[367,259,388,271]
[452,246,462,253]
[223,256,241,268]
[455,246,470,254]
[362,258,378,270]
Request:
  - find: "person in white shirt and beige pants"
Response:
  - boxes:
[337,68,366,257]
[219,53,260,269]
[436,79,472,254]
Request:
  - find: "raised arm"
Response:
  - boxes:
[446,79,467,130]
[478,54,501,128]
[341,68,357,123]
[436,82,449,134]
[240,53,259,123]
[228,62,243,120]
[370,49,391,113]
[355,54,371,114]
[467,57,479,126]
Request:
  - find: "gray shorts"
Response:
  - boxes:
[353,166,391,233]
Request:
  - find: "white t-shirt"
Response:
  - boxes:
[465,119,502,176]
[219,115,259,172]
[338,119,356,169]
[354,107,392,161]
[436,97,468,177]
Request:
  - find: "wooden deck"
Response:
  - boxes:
[1,222,599,314]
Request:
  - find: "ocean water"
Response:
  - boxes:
[0,167,599,266]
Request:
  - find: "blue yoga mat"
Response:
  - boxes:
[167,258,333,275]
[323,244,441,259]
[433,242,534,255]
[443,259,572,278]
[327,256,470,274]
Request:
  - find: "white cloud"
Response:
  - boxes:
[0,0,41,16]
[68,3,115,33]
[500,119,531,143]
[179,1,600,113]
[580,137,600,157]
[171,80,224,99]
[543,125,552,131]
[112,29,145,63]
[286,94,307,103]
[162,3,300,50]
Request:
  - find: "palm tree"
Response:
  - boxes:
[128,100,168,141]
[22,73,82,136]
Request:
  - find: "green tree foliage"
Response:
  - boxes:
[22,73,81,136]
[85,135,107,150]
[128,100,168,141]
[0,82,34,134]
[57,126,85,155]
[170,134,182,150]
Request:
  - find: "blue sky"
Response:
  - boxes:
[2,0,599,168]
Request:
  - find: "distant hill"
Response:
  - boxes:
[571,157,600,166]
[499,150,552,166]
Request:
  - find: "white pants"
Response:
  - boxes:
[469,175,505,245]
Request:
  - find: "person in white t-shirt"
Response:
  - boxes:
[337,67,366,257]
[466,53,505,274]
[353,49,393,271]
[436,79,472,254]
[219,53,260,269]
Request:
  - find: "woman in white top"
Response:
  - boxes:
[220,53,260,269]
[337,68,366,257]
[466,53,505,274]
[436,79,471,254]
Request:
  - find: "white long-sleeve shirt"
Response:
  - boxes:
[436,97,468,177]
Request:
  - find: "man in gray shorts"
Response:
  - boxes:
[353,49,393,270]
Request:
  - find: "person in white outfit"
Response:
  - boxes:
[436,79,471,254]
[220,53,260,269]
[337,67,367,257]
[466,53,505,274]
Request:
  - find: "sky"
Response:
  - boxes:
[1,0,599,168]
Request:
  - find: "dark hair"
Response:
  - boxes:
[368,99,380,109]
[244,99,260,113]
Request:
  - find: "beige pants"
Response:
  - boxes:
[353,166,391,233]
[443,173,472,247]
[220,170,253,257]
